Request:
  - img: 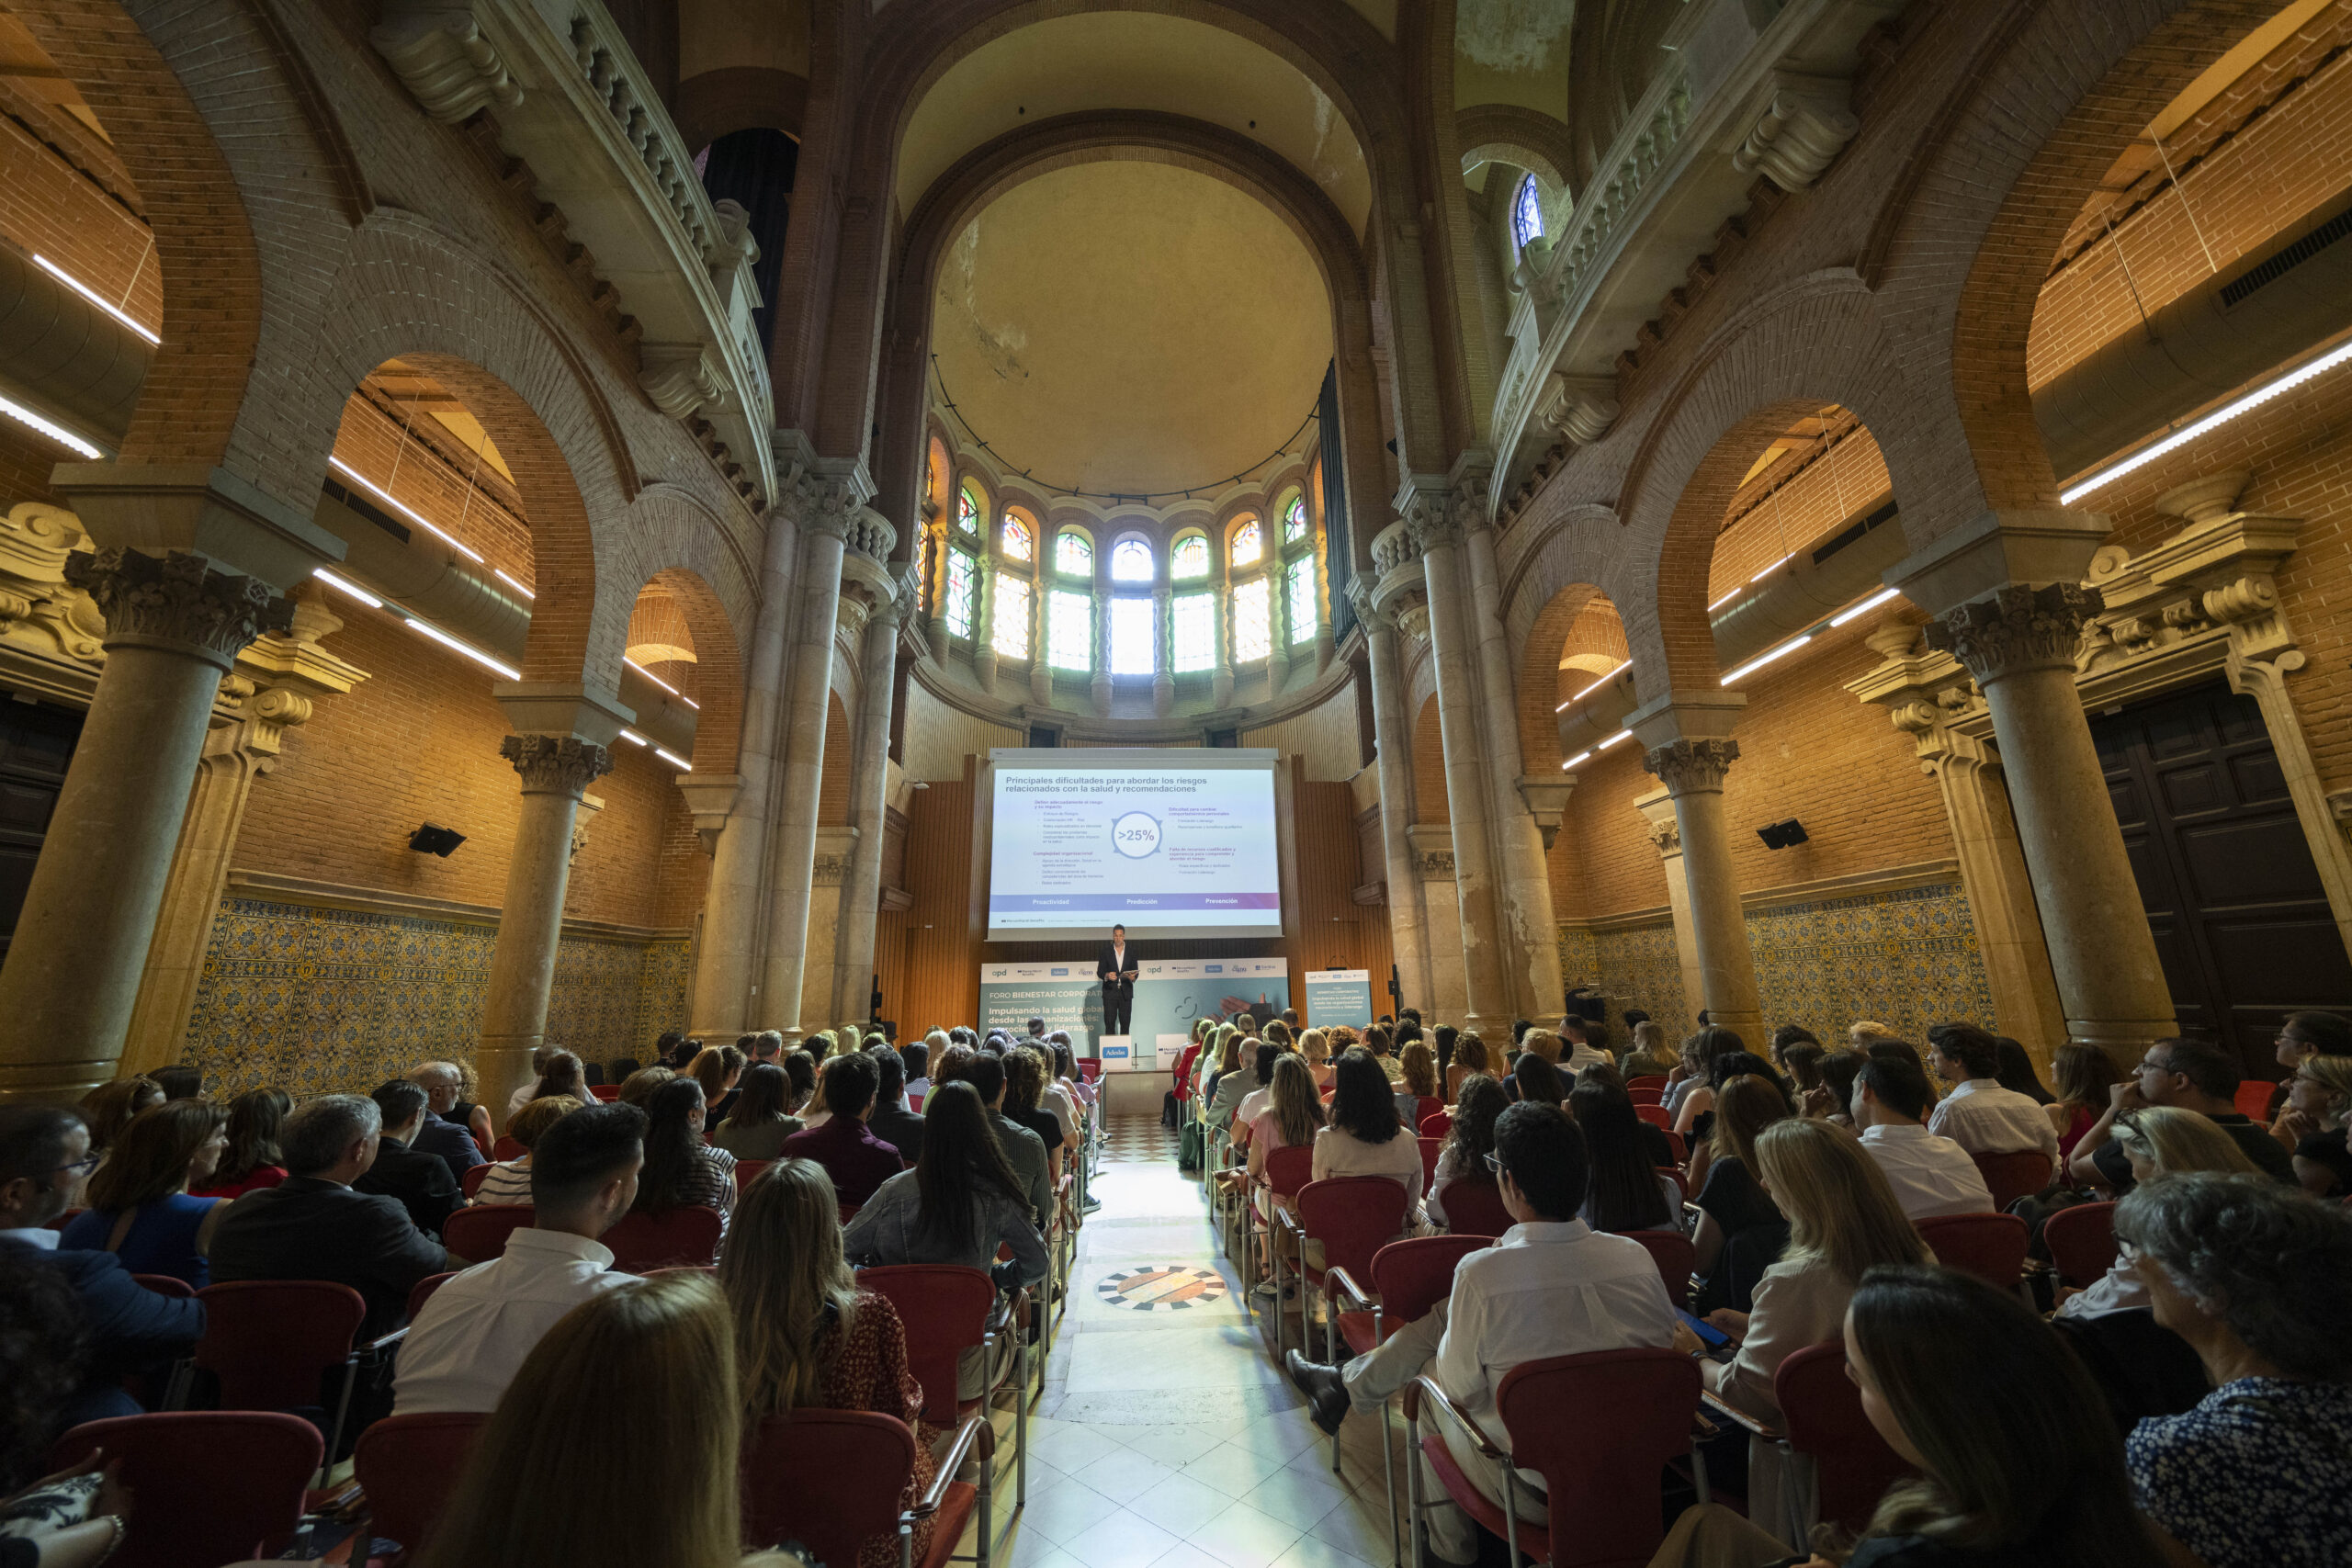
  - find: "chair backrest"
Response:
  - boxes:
[192,1280,366,1409]
[491,1135,526,1161]
[1626,1076,1668,1093]
[1627,1086,1662,1106]
[1496,1349,1702,1568]
[1776,1341,1913,1530]
[1369,1235,1487,1323]
[1295,1177,1411,1283]
[605,1205,726,1271]
[1418,1110,1453,1138]
[460,1163,493,1199]
[1634,1103,1671,1130]
[1415,1096,1445,1129]
[590,1084,623,1101]
[51,1411,322,1568]
[1080,1059,1102,1082]
[1971,1150,2053,1210]
[1438,1176,1512,1237]
[353,1411,487,1558]
[406,1270,458,1324]
[736,1158,772,1190]
[1416,1136,1443,1190]
[1262,1143,1316,1199]
[1663,1131,1686,1165]
[856,1264,999,1423]
[443,1204,536,1263]
[1657,1166,1688,1204]
[1915,1212,2030,1290]
[741,1409,917,1560]
[2233,1078,2276,1120]
[131,1273,195,1298]
[1621,1230,1695,1310]
[2044,1201,2120,1288]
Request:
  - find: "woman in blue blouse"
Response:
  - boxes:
[60,1098,229,1288]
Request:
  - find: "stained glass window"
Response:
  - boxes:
[1171,536,1208,580]
[1110,597,1154,674]
[1230,519,1261,568]
[1056,530,1092,576]
[1288,558,1317,644]
[1111,539,1153,582]
[1049,589,1091,671]
[1233,577,1271,661]
[956,483,981,535]
[1283,494,1308,544]
[1001,514,1032,561]
[1172,593,1215,672]
[945,550,976,638]
[993,576,1031,660]
[1512,173,1544,252]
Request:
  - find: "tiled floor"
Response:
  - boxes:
[959,1116,1408,1568]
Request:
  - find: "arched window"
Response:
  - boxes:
[1282,493,1308,544]
[1110,597,1154,674]
[1001,514,1033,561]
[1512,173,1544,253]
[1056,529,1093,576]
[1048,588,1091,671]
[1110,539,1153,582]
[1170,535,1209,580]
[1230,519,1261,568]
[993,577,1031,660]
[945,550,977,638]
[956,482,982,535]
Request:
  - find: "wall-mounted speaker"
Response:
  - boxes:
[1756,818,1809,850]
[410,824,467,857]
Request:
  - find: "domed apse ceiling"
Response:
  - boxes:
[931,160,1333,499]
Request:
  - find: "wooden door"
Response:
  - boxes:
[0,698,82,959]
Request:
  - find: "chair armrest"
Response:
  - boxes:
[1406,1375,1507,1462]
[985,1291,1019,1341]
[1698,1389,1782,1443]
[359,1326,410,1357]
[1326,1266,1375,1314]
[909,1413,989,1517]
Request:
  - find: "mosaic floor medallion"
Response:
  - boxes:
[1096,1265,1228,1311]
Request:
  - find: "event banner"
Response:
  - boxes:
[1301,969,1374,1030]
[977,956,1292,1072]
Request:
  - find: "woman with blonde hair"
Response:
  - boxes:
[684,1046,735,1121]
[417,1272,788,1568]
[2269,1052,2352,1197]
[2048,1105,2260,1331]
[61,1100,230,1289]
[1443,1032,1491,1100]
[721,1160,939,1568]
[616,1064,675,1107]
[913,1029,950,1098]
[1200,1026,1250,1142]
[1619,1020,1679,1081]
[471,1095,582,1206]
[1299,1027,1335,1090]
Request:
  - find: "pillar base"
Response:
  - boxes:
[2065,1018,2179,1068]
[1705,1010,1766,1042]
[475,1035,541,1116]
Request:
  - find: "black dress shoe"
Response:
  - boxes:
[1283,1349,1350,1436]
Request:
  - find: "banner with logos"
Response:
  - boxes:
[977,956,1292,1072]
[1301,969,1375,1030]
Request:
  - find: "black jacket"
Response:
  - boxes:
[867,1102,926,1168]
[209,1177,448,1340]
[412,1114,486,1187]
[354,1135,464,1238]
[1095,942,1141,993]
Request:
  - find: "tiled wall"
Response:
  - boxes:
[182,895,692,1098]
[1560,878,1995,1049]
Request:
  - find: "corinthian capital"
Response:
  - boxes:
[65,547,293,669]
[500,733,613,798]
[1402,488,1463,552]
[1345,576,1387,630]
[782,472,865,543]
[1923,582,2103,682]
[1644,737,1739,795]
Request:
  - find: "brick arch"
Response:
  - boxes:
[1870,0,2280,535]
[1411,692,1448,827]
[673,66,809,152]
[818,689,855,826]
[1513,582,1623,773]
[1455,104,1576,194]
[638,566,746,775]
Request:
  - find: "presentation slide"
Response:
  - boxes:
[988,749,1283,940]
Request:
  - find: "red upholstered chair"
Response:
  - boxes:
[459,1163,494,1200]
[443,1204,535,1263]
[51,1412,322,1568]
[1626,1076,1668,1095]
[743,1409,986,1568]
[2233,1079,2276,1121]
[857,1264,1024,1556]
[604,1205,725,1271]
[1416,1136,1443,1192]
[2045,1201,2120,1289]
[1329,1235,1491,1560]
[1408,1349,1703,1568]
[404,1271,458,1325]
[354,1410,486,1563]
[1971,1150,2053,1210]
[1419,1110,1453,1138]
[1657,1166,1689,1205]
[1627,1086,1662,1106]
[1664,1131,1687,1165]
[1433,1176,1510,1238]
[1412,1096,1445,1131]
[590,1084,622,1101]
[491,1136,525,1162]
[1634,1103,1672,1131]
[735,1158,773,1190]
[1916,1212,2030,1292]
[1283,1176,1409,1364]
[1701,1341,1913,1539]
[172,1280,388,1476]
[1623,1229,1695,1311]
[1247,1144,1317,1324]
[1079,1060,1102,1083]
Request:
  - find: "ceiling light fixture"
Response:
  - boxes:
[1561,750,1593,770]
[1748,553,1792,582]
[402,614,520,680]
[2061,337,2352,504]
[1597,728,1632,750]
[329,457,486,563]
[494,568,535,599]
[0,392,102,458]
[1557,659,1633,711]
[654,746,693,771]
[1721,634,1813,686]
[1708,588,1741,612]
[1828,587,1901,627]
[618,729,650,746]
[32,254,159,344]
[312,568,381,609]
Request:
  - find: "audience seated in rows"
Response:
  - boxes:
[2268,1046,2352,1198]
[58,1099,229,1290]
[187,1087,290,1201]
[783,1053,899,1207]
[1001,1046,1068,1182]
[949,1054,1050,1226]
[1689,1075,1793,1314]
[1851,1056,1996,1221]
[472,1095,583,1207]
[1566,1080,1679,1235]
[1424,1074,1506,1232]
[1315,1049,1426,1231]
[411,1061,495,1159]
[2070,1037,2295,1190]
[2045,1043,2123,1166]
[865,1045,927,1168]
[356,1080,465,1240]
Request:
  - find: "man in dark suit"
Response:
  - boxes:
[1095,923,1139,1036]
[210,1093,452,1342]
[865,1043,926,1168]
[356,1081,465,1237]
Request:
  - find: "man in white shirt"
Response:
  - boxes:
[1851,1056,1995,1220]
[1925,1023,2060,1161]
[1284,1104,1679,1566]
[1559,1017,1611,1076]
[392,1102,646,1415]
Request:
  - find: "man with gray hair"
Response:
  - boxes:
[750,1030,785,1066]
[209,1094,452,1341]
[403,1062,488,1185]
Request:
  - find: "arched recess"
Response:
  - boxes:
[1455,104,1575,193]
[870,110,1389,595]
[1411,693,1449,826]
[1871,0,2281,537]
[637,558,751,777]
[1514,583,1623,773]
[817,689,855,825]
[673,65,809,152]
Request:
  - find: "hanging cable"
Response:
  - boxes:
[2150,130,2220,276]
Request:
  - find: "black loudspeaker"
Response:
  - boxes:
[1756,818,1810,850]
[409,824,467,857]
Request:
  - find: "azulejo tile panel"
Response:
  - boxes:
[185,897,693,1098]
[1578,919,1692,1038]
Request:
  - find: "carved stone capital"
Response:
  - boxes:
[1402,489,1464,553]
[1396,600,1431,644]
[1644,737,1740,795]
[500,733,612,798]
[1924,583,2104,683]
[66,547,292,670]
[1645,814,1681,857]
[1345,575,1388,631]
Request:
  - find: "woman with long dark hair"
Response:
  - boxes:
[1311,1048,1423,1224]
[1510,1048,1565,1109]
[1567,1082,1678,1234]
[531,1050,589,1108]
[2045,1043,2121,1164]
[713,1062,800,1160]
[189,1086,291,1199]
[61,1100,230,1288]
[1426,1074,1508,1230]
[631,1077,738,1239]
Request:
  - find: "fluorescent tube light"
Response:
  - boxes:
[1749,554,1791,582]
[1709,589,1741,611]
[619,729,650,746]
[1597,729,1632,750]
[33,254,159,344]
[1720,635,1812,686]
[312,568,381,609]
[654,747,693,771]
[403,615,519,680]
[626,657,679,695]
[1828,587,1900,627]
[2061,338,2352,503]
[494,568,535,599]
[330,457,486,563]
[1561,750,1593,769]
[0,393,102,458]
[1557,660,1634,711]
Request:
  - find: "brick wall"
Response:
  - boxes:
[0,86,164,333]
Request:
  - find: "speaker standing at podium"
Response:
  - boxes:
[1095,923,1139,1036]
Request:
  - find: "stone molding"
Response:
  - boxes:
[1924,582,2105,683]
[500,733,612,797]
[1533,373,1622,447]
[222,868,687,942]
[1732,73,1860,192]
[1566,857,1966,934]
[1644,736,1739,795]
[65,547,292,670]
[1407,822,1455,884]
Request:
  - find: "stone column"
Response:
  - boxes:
[1406,479,1509,1034]
[1633,785,1707,1032]
[478,731,612,1111]
[1151,584,1174,717]
[1028,559,1051,706]
[0,548,288,1103]
[832,562,908,1023]
[759,472,863,1038]
[1463,508,1565,1019]
[1089,583,1112,716]
[1634,711,1764,1039]
[1408,824,1469,1022]
[1211,573,1236,709]
[1350,578,1432,1013]
[972,557,999,694]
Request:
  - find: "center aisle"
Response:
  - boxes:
[985,1115,1405,1568]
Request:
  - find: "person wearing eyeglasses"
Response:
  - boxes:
[0,1105,206,1427]
[2067,1037,2296,1193]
